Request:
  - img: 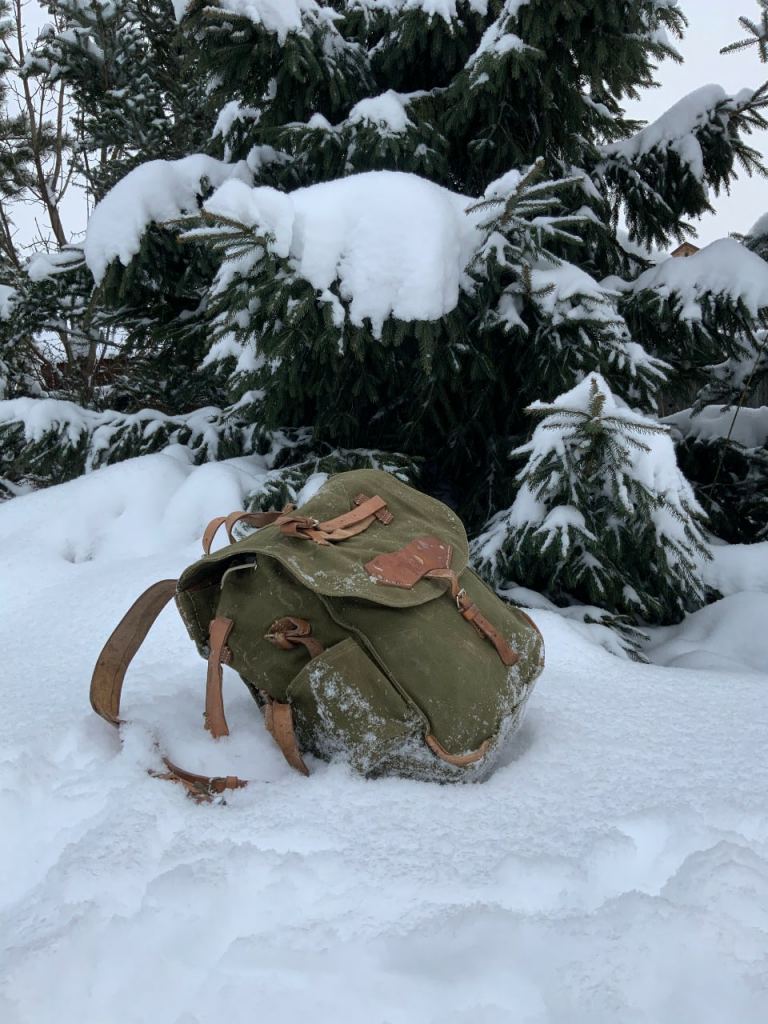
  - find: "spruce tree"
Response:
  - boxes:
[660,1,768,545]
[2,1,767,626]
[472,373,711,627]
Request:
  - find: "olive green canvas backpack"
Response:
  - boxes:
[91,469,544,798]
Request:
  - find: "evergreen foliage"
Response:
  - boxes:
[2,0,768,630]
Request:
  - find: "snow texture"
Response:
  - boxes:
[1,451,767,1022]
[84,155,252,284]
[0,283,16,320]
[203,171,479,336]
[632,238,768,320]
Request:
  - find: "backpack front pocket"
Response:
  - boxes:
[286,638,423,776]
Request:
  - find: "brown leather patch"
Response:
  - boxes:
[365,536,452,589]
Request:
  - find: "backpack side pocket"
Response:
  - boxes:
[287,638,422,777]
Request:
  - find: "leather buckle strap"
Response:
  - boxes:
[151,758,248,803]
[425,568,519,667]
[266,616,324,659]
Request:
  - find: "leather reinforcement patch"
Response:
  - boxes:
[365,536,452,589]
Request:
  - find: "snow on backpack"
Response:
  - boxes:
[90,470,545,798]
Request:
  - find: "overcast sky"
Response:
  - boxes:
[17,0,768,250]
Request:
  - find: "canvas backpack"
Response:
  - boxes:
[91,469,544,798]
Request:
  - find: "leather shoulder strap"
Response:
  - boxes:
[90,579,249,799]
[91,579,179,726]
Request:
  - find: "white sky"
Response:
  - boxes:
[15,0,768,249]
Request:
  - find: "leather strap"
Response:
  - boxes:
[276,495,390,546]
[90,579,180,727]
[263,697,310,776]
[90,580,248,801]
[204,617,233,739]
[153,758,248,802]
[425,733,491,767]
[202,509,287,554]
[266,616,325,658]
[425,568,520,668]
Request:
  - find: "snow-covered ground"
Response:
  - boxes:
[1,452,767,1024]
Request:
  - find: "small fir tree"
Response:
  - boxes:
[473,374,711,625]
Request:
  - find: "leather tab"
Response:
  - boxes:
[266,616,325,659]
[205,617,234,738]
[263,699,310,776]
[365,536,453,589]
[354,493,394,525]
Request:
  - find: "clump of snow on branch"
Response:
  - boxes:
[631,239,768,320]
[83,156,252,283]
[347,91,414,135]
[0,284,17,320]
[601,84,752,180]
[202,170,480,336]
[468,0,531,68]
[348,1,493,22]
[667,405,768,449]
[173,0,335,37]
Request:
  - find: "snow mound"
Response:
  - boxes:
[647,592,768,674]
[0,446,270,568]
[204,171,480,336]
[705,541,768,597]
[84,156,252,284]
[632,238,768,320]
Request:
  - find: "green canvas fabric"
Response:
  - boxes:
[176,469,544,782]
